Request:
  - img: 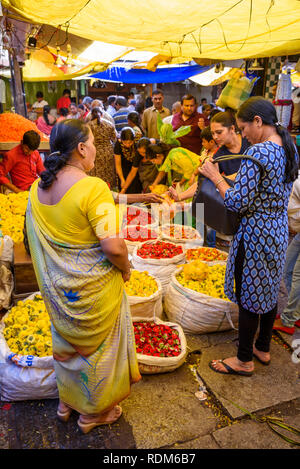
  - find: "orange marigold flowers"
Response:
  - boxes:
[0,113,47,142]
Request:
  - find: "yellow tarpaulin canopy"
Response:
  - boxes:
[22,49,113,81]
[21,45,135,81]
[3,0,300,61]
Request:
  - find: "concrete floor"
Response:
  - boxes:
[0,326,299,450]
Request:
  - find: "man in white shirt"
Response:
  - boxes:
[31,91,48,110]
[106,95,117,117]
[197,97,207,114]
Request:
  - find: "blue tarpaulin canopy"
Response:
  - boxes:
[90,64,210,84]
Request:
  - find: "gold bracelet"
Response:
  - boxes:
[215,177,224,187]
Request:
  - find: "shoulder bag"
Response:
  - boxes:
[192,154,265,236]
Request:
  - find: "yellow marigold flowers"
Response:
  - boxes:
[183,260,210,282]
[177,264,229,301]
[150,184,168,195]
[0,191,29,243]
[124,270,158,297]
[3,295,52,357]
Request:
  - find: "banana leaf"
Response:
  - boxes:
[157,112,191,145]
[157,112,164,136]
[174,125,192,138]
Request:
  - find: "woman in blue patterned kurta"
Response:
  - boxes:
[200,97,299,376]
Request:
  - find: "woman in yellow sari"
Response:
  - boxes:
[26,119,141,434]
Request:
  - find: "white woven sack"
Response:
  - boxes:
[133,316,187,374]
[128,273,163,320]
[0,292,58,401]
[161,224,203,247]
[164,268,239,334]
[0,236,14,264]
[132,241,185,296]
[0,264,13,310]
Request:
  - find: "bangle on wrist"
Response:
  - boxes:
[215,177,224,187]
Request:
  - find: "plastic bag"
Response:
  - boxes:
[0,292,58,401]
[216,71,256,111]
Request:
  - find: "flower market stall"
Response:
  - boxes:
[0,189,236,401]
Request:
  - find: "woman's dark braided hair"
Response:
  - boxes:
[91,106,102,125]
[42,105,54,126]
[39,119,90,190]
[237,96,299,184]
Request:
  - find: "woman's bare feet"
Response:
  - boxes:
[253,345,270,365]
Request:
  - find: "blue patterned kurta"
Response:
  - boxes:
[224,141,296,314]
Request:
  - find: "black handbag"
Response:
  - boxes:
[192,154,265,236]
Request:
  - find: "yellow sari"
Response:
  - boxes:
[26,177,141,415]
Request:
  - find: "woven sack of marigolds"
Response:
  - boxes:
[164,262,239,334]
[124,270,163,320]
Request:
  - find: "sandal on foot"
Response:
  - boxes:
[57,404,72,422]
[209,360,253,377]
[77,405,122,434]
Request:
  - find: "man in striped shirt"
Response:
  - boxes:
[113,96,130,134]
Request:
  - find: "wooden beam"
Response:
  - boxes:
[9,49,27,117]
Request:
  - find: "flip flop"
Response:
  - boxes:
[208,359,253,377]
